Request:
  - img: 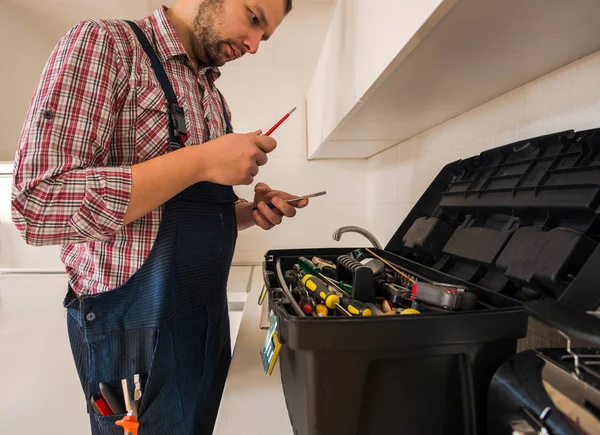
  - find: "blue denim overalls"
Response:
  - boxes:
[63,21,237,435]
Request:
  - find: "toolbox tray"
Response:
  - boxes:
[262,128,600,435]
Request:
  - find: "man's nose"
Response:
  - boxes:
[243,34,261,55]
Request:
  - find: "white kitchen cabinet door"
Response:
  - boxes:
[306,0,358,158]
[305,0,600,159]
[354,0,445,100]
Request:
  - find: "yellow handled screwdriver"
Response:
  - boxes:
[340,297,372,316]
[301,275,351,316]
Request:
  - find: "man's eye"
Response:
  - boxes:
[251,12,259,25]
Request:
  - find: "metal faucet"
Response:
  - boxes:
[332,226,382,250]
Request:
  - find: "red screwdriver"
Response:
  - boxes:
[264,107,296,136]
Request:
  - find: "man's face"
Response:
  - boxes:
[192,0,286,67]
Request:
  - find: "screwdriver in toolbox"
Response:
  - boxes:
[301,274,352,316]
[339,297,372,317]
[297,257,352,296]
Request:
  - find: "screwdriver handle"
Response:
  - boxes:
[340,298,373,316]
[302,275,340,310]
[298,257,320,276]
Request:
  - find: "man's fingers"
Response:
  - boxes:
[254,182,271,194]
[257,201,283,226]
[294,199,309,208]
[270,197,297,218]
[253,210,273,230]
[255,150,268,166]
[271,192,310,209]
[254,135,277,153]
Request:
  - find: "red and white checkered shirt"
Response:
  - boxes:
[12,7,233,295]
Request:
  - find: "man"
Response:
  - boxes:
[11,0,303,433]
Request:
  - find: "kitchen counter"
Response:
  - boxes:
[214,266,293,435]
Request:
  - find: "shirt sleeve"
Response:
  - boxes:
[11,20,131,246]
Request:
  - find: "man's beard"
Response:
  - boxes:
[193,0,229,67]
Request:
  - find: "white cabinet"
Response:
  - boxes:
[354,0,445,100]
[306,0,600,160]
[306,0,358,158]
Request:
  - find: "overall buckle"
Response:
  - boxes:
[168,103,188,146]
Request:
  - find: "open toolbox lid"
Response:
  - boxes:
[383,128,600,340]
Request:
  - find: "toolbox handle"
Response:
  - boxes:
[526,298,600,346]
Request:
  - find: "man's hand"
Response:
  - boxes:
[124,131,275,225]
[251,182,308,230]
[199,131,276,186]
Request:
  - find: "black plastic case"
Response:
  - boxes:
[262,128,600,435]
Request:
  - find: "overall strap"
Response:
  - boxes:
[125,20,233,149]
[217,90,234,134]
[126,20,187,149]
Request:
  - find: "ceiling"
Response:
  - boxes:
[2,0,335,41]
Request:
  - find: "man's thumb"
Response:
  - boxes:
[254,182,269,193]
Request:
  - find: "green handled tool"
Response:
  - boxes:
[298,257,352,296]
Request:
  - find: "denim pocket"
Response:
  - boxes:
[85,328,159,419]
[92,412,128,434]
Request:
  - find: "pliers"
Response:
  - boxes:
[116,376,141,435]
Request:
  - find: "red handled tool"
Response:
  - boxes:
[264,107,296,136]
[91,396,113,416]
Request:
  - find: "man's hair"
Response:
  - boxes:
[285,0,293,14]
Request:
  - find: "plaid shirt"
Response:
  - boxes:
[12,7,233,295]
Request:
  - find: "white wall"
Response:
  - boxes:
[219,2,371,264]
[0,4,56,161]
[366,50,600,245]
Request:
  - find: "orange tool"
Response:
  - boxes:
[116,378,139,435]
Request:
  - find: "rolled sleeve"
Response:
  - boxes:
[11,20,130,246]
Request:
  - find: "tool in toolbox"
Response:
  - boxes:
[301,274,352,316]
[339,297,372,316]
[411,281,478,311]
[315,304,329,317]
[311,256,337,279]
[297,257,351,297]
[312,256,336,268]
[364,248,415,284]
[382,282,412,306]
[276,259,306,317]
[116,378,139,435]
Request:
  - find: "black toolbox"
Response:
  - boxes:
[262,128,600,435]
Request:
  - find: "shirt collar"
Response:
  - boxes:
[149,6,221,81]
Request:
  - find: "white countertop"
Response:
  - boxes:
[214,267,293,435]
